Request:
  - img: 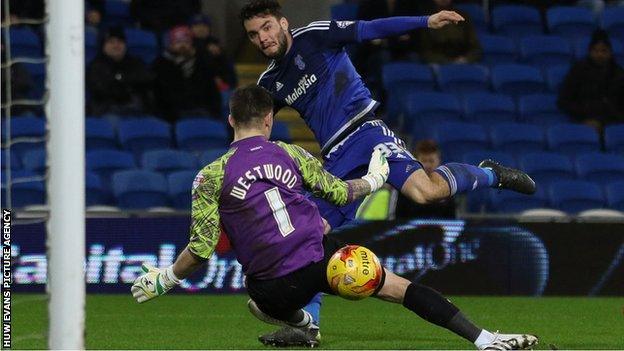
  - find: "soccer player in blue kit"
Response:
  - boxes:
[241,0,537,347]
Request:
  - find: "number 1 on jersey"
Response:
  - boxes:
[264,187,295,237]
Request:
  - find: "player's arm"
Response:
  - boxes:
[131,167,223,303]
[317,12,464,47]
[278,142,388,206]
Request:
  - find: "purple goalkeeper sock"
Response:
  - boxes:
[303,293,322,326]
[434,163,498,196]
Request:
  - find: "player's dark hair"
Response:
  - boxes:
[239,0,283,25]
[414,139,441,156]
[229,85,274,127]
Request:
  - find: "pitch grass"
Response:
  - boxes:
[12,294,624,349]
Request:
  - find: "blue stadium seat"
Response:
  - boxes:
[491,64,547,96]
[491,5,543,38]
[7,116,46,157]
[490,186,548,213]
[605,181,624,211]
[382,63,435,118]
[21,148,46,174]
[546,64,570,92]
[575,153,624,185]
[168,170,196,210]
[549,180,604,213]
[437,64,489,95]
[86,172,110,206]
[479,34,518,64]
[1,152,22,170]
[330,3,359,20]
[199,148,229,166]
[22,62,46,99]
[456,3,487,33]
[463,93,517,125]
[518,94,569,126]
[574,36,624,63]
[9,27,42,58]
[520,35,573,67]
[405,92,462,138]
[270,121,292,143]
[142,149,197,176]
[86,117,117,150]
[605,124,624,154]
[601,6,624,42]
[1,170,45,208]
[85,29,98,62]
[125,28,158,64]
[176,119,229,152]
[86,149,137,184]
[547,124,600,155]
[432,122,488,159]
[112,170,169,209]
[104,0,133,26]
[546,6,595,39]
[520,152,576,186]
[491,123,545,155]
[118,118,172,156]
[462,150,516,168]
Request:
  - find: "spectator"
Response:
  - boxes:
[8,0,44,22]
[395,140,456,219]
[558,29,624,133]
[86,27,154,116]
[86,0,105,30]
[189,14,238,91]
[417,0,481,64]
[130,0,200,33]
[152,25,222,122]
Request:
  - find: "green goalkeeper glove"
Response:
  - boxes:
[362,148,389,192]
[131,264,181,303]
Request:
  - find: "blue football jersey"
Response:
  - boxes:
[257,20,379,154]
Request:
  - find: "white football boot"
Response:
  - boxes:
[479,333,539,350]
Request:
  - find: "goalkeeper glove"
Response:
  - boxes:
[361,148,389,192]
[131,264,181,303]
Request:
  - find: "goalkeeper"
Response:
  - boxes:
[132,85,538,351]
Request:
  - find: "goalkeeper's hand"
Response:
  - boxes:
[362,148,389,192]
[131,264,180,303]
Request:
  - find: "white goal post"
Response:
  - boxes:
[46,0,86,348]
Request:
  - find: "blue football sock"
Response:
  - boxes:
[434,163,498,196]
[303,293,322,326]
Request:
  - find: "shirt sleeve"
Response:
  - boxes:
[300,20,359,48]
[187,160,226,260]
[276,142,352,206]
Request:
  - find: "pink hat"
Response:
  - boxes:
[168,25,193,45]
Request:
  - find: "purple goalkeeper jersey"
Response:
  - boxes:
[215,136,326,279]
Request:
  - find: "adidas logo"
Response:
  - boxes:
[276,82,283,91]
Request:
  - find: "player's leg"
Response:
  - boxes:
[399,160,536,205]
[374,269,539,350]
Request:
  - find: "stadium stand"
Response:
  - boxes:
[431,122,488,158]
[575,153,624,185]
[124,28,158,64]
[518,94,568,126]
[546,64,571,92]
[86,172,109,206]
[21,148,46,174]
[490,186,549,214]
[479,34,518,64]
[8,27,42,58]
[175,119,229,152]
[118,118,173,156]
[141,149,198,176]
[549,180,605,213]
[168,170,197,210]
[604,124,624,154]
[86,117,118,151]
[491,5,543,38]
[330,3,359,21]
[520,35,573,67]
[112,170,169,209]
[546,6,596,39]
[600,6,624,42]
[437,64,489,95]
[520,152,576,187]
[1,170,45,208]
[546,124,601,155]
[606,181,624,211]
[86,149,137,185]
[463,92,517,125]
[6,116,46,158]
[490,123,545,156]
[491,64,547,96]
[104,0,133,26]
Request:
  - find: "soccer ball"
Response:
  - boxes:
[326,245,383,300]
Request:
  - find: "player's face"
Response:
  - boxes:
[244,15,290,60]
[416,152,441,173]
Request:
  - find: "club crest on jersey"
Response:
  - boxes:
[276,82,284,91]
[336,21,355,28]
[294,54,306,70]
[192,173,205,190]
[285,74,317,105]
